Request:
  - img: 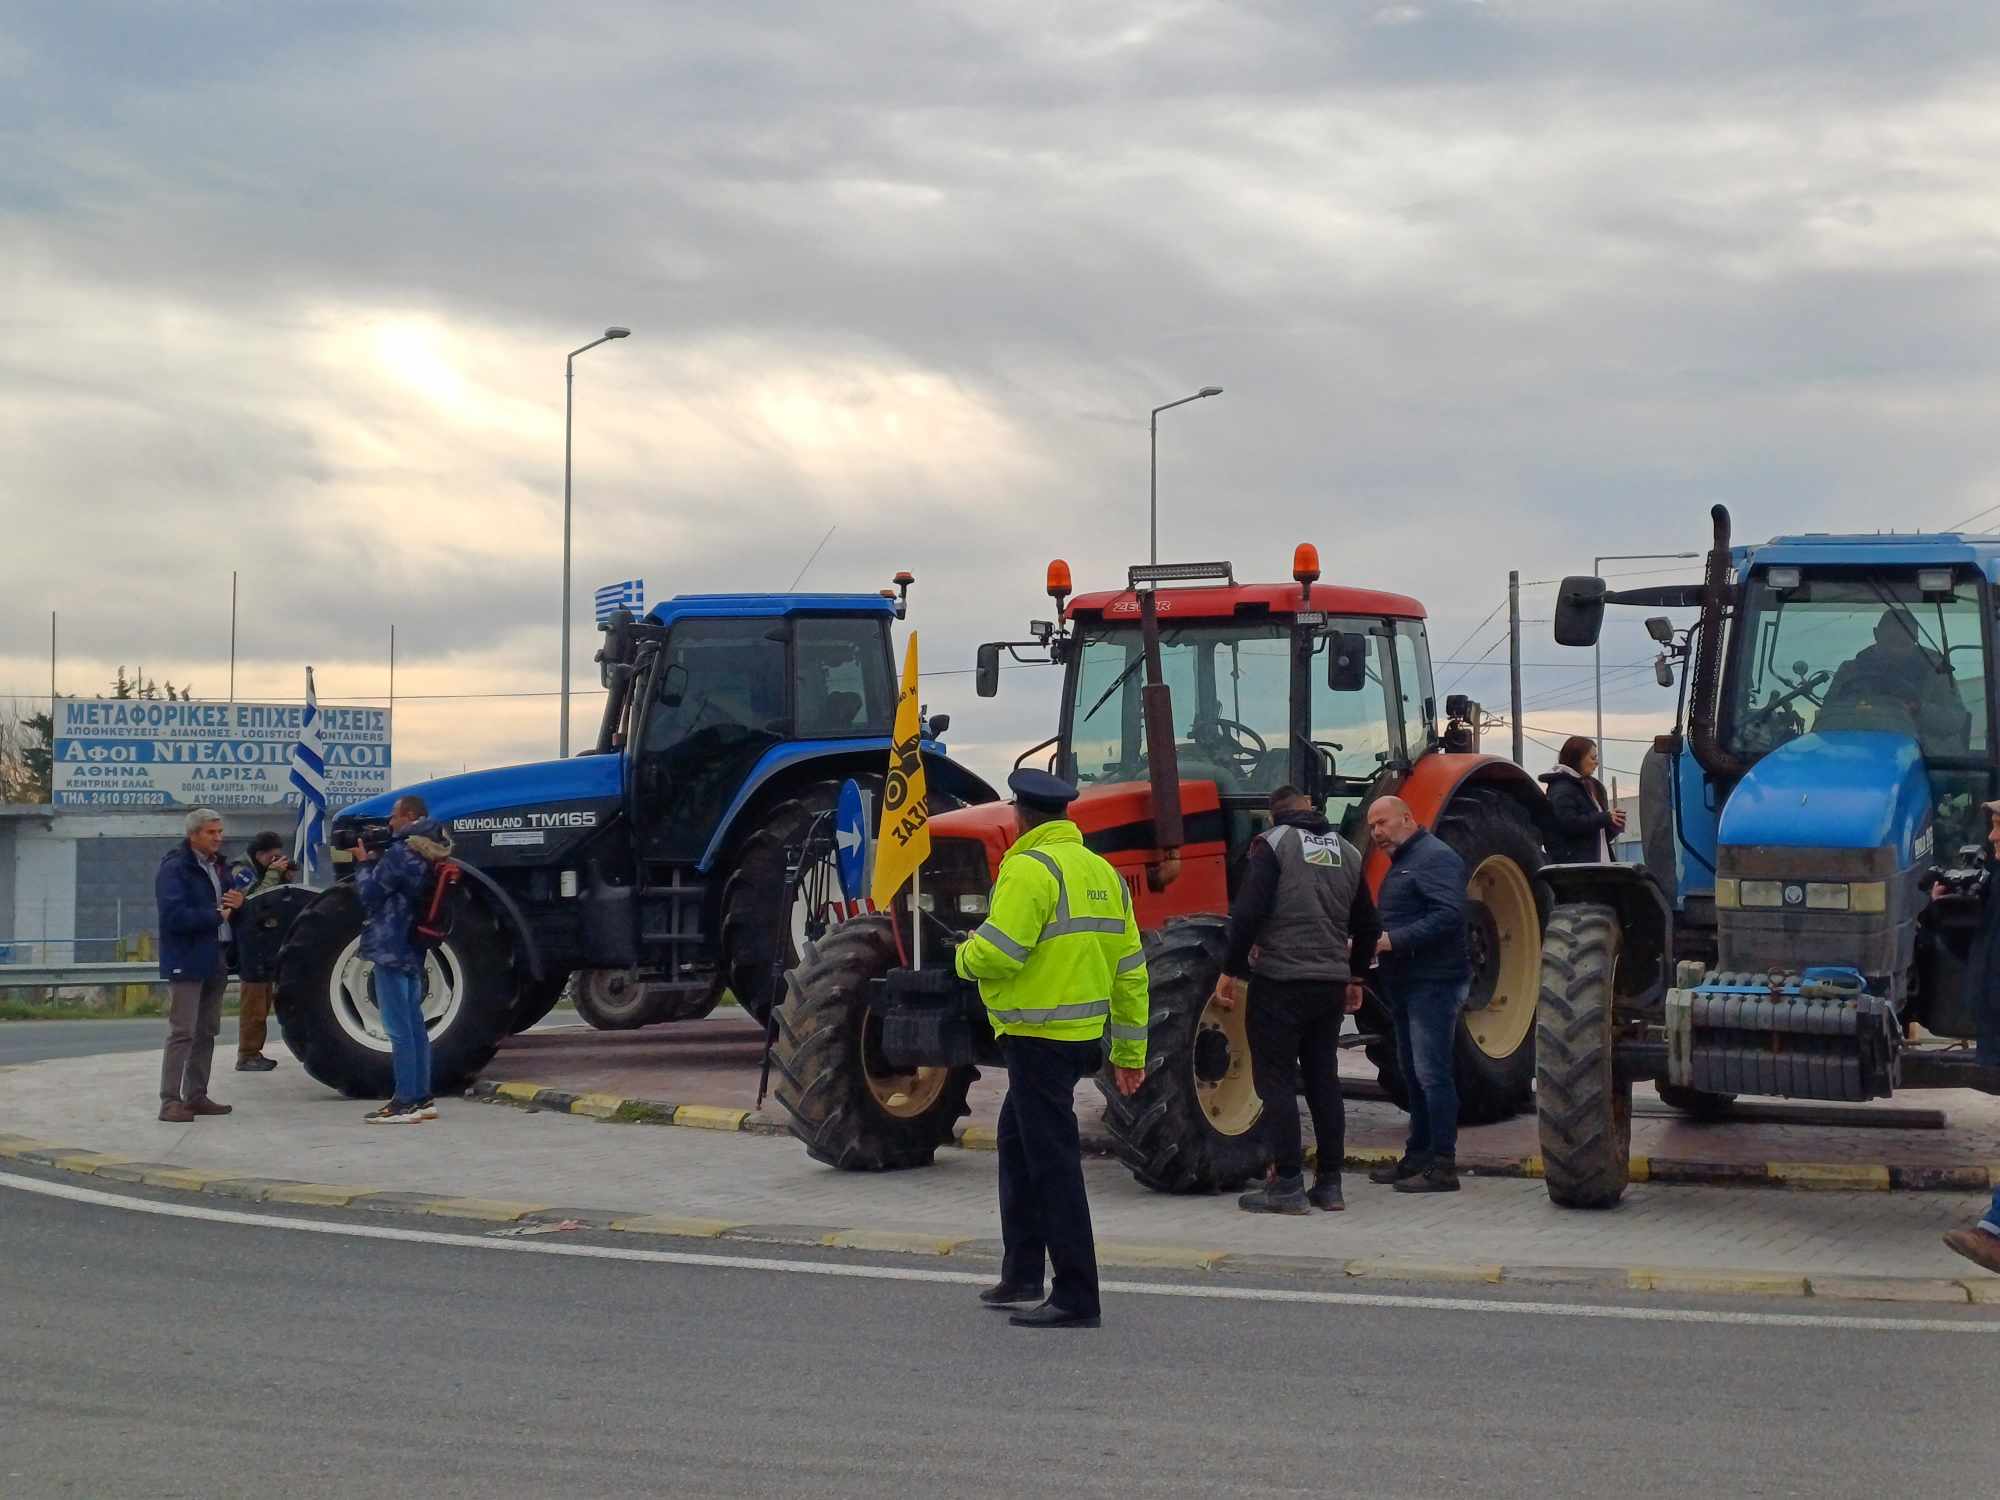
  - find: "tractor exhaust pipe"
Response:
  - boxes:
[1686,503,1749,781]
[1138,587,1185,891]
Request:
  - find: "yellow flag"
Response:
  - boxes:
[872,632,931,908]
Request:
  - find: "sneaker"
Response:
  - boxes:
[1368,1155,1427,1186]
[364,1102,425,1124]
[1238,1174,1311,1215]
[1393,1160,1461,1194]
[235,1055,279,1072]
[1943,1226,2000,1275]
[1307,1175,1345,1212]
[411,1099,439,1121]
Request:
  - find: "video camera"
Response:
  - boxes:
[330,825,394,855]
[1926,849,1989,901]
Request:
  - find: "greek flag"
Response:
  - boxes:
[289,667,329,885]
[595,578,644,624]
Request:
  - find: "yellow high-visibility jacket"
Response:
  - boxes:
[953,819,1150,1069]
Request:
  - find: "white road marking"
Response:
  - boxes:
[3,1168,1993,1334]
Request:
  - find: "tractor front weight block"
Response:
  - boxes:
[872,968,987,1070]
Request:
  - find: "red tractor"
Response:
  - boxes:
[772,549,1551,1192]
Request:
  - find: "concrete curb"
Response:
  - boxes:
[464,1079,2000,1193]
[2,1131,1992,1308]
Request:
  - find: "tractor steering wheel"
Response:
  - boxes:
[1192,716,1269,774]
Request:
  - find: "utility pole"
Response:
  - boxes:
[1508,570,1524,765]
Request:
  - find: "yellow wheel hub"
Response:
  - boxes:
[1463,854,1540,1061]
[861,1013,950,1119]
[1194,991,1263,1136]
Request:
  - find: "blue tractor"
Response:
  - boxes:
[253,581,995,1110]
[1536,505,2000,1206]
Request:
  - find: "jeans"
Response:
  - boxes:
[996,1035,1102,1318]
[374,965,432,1106]
[1245,977,1346,1181]
[1392,975,1466,1162]
[160,973,226,1103]
[1983,1187,2000,1235]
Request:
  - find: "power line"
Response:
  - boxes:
[1944,500,2000,532]
[1442,631,1508,692]
[1436,599,1508,667]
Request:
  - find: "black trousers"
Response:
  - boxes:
[1246,976,1347,1181]
[997,1035,1102,1318]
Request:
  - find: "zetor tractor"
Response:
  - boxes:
[773,549,1551,1192]
[243,583,994,1101]
[1536,505,2000,1207]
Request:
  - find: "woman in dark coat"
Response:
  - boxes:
[1538,736,1626,863]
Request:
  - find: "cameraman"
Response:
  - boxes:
[350,795,454,1124]
[230,831,295,1072]
[1941,800,2000,1275]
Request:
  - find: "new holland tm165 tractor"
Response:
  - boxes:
[1536,505,2000,1208]
[772,548,1553,1191]
[240,581,995,1100]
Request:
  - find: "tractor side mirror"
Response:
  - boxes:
[1554,576,1607,648]
[656,662,688,709]
[1326,632,1369,693]
[927,712,951,737]
[1654,656,1675,688]
[975,643,1002,698]
[597,610,635,685]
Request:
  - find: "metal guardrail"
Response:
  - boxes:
[0,961,161,989]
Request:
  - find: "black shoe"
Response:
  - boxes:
[235,1055,278,1072]
[979,1282,1045,1307]
[1009,1300,1101,1329]
[1307,1175,1345,1212]
[1369,1155,1427,1186]
[1394,1160,1461,1194]
[1238,1174,1310,1215]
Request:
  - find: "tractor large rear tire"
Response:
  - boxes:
[274,883,514,1099]
[771,915,976,1170]
[719,781,849,1025]
[508,972,570,1035]
[1097,917,1269,1195]
[1535,902,1632,1209]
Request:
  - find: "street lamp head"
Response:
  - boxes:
[605,326,631,339]
[1197,386,1223,397]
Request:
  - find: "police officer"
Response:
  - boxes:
[1215,785,1380,1214]
[955,768,1149,1329]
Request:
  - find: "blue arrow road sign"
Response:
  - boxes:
[835,779,868,899]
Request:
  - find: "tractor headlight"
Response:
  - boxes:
[1739,880,1784,908]
[1804,882,1850,911]
[957,893,989,915]
[1714,877,1739,909]
[1849,881,1887,914]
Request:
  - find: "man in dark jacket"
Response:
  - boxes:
[350,794,454,1124]
[229,831,295,1072]
[1942,800,2000,1275]
[154,808,241,1123]
[1215,786,1380,1213]
[1363,796,1469,1194]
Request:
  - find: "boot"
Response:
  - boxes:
[1238,1173,1311,1215]
[1394,1157,1460,1193]
[158,1100,196,1124]
[1368,1154,1427,1186]
[1307,1174,1345,1212]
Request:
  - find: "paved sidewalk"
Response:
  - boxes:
[4,1049,1995,1292]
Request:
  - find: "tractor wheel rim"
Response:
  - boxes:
[1463,854,1538,1061]
[329,938,466,1054]
[861,1012,950,1120]
[1194,992,1263,1136]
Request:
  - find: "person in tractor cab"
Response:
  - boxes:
[953,768,1149,1330]
[1364,796,1470,1195]
[1941,800,2000,1277]
[1214,785,1379,1214]
[350,794,454,1125]
[1820,608,1970,750]
[1539,736,1626,864]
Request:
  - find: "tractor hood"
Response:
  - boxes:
[1717,731,1932,861]
[337,754,623,827]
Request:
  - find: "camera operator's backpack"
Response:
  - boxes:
[413,859,463,953]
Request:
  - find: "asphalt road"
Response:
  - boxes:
[2,1168,1994,1499]
[0,1011,582,1067]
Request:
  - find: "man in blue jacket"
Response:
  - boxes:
[154,808,241,1123]
[1363,796,1469,1194]
[350,794,454,1124]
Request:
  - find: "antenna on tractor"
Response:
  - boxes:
[788,524,838,590]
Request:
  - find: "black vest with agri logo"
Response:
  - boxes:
[1251,822,1363,984]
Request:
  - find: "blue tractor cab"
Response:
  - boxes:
[254,580,995,1104]
[1532,505,2000,1206]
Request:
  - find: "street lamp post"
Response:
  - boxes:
[561,326,632,758]
[1593,550,1700,752]
[1149,386,1223,565]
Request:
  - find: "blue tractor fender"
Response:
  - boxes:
[1542,862,1677,1011]
[450,858,547,981]
[696,738,999,872]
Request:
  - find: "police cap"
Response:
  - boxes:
[1008,768,1079,814]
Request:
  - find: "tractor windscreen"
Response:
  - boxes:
[1724,571,1988,769]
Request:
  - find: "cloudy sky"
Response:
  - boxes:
[6,1,1999,794]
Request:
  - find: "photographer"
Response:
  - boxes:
[1940,800,2000,1275]
[229,831,296,1072]
[350,795,454,1125]
[153,809,240,1123]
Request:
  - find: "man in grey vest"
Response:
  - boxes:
[1213,785,1381,1213]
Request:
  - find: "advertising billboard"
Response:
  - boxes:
[51,698,392,810]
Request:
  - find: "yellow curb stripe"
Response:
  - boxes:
[822,1228,969,1256]
[263,1182,379,1207]
[956,1125,998,1151]
[568,1092,631,1119]
[1345,1258,1504,1284]
[0,1137,59,1159]
[1098,1242,1229,1271]
[1518,1156,1544,1179]
[1627,1267,1810,1297]
[140,1167,246,1191]
[494,1082,543,1103]
[55,1153,141,1176]
[1628,1155,1651,1183]
[1341,1146,1401,1166]
[1768,1162,1891,1191]
[1962,1279,2000,1305]
[609,1215,744,1238]
[672,1105,749,1132]
[423,1198,551,1222]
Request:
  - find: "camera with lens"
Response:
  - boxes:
[330,825,393,854]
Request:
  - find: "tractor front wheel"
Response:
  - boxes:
[1535,902,1632,1209]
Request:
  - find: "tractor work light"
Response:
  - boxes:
[1918,567,1955,594]
[1849,881,1888,914]
[1766,567,1802,591]
[1292,543,1322,586]
[1714,878,1739,909]
[1805,882,1850,911]
[1127,560,1234,586]
[958,893,989,915]
[1738,880,1785,908]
